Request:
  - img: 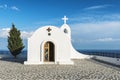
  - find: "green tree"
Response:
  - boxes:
[8,23,24,58]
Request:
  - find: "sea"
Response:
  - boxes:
[0,50,120,58]
[0,50,27,58]
[78,50,120,58]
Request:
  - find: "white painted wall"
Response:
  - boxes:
[24,26,74,65]
[24,25,90,65]
[60,24,71,39]
[70,45,90,59]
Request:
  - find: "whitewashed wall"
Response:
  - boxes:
[24,25,90,65]
[24,26,74,65]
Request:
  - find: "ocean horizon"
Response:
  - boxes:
[0,49,120,58]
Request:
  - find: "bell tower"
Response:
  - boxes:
[60,16,71,39]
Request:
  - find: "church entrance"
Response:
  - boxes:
[44,41,55,62]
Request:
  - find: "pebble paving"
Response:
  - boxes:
[0,59,120,80]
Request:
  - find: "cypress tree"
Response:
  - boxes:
[8,23,24,58]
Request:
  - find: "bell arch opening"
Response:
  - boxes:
[64,28,68,34]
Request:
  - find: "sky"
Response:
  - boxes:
[0,0,120,50]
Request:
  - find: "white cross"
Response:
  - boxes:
[62,16,68,24]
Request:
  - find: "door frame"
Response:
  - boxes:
[41,40,57,63]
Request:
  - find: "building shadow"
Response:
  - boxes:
[0,51,27,64]
[0,56,26,64]
[91,58,120,70]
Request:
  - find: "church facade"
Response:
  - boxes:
[24,16,90,65]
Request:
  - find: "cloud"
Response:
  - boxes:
[70,13,120,24]
[0,28,33,39]
[70,21,120,42]
[70,13,120,49]
[84,4,111,10]
[0,4,7,9]
[21,31,34,39]
[0,4,20,11]
[4,4,7,8]
[11,6,20,11]
[0,28,10,38]
[72,38,120,43]
[96,38,113,42]
[95,38,120,42]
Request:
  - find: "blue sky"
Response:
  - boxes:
[0,0,120,50]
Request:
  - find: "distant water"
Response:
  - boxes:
[0,50,120,58]
[78,50,120,58]
[0,50,27,58]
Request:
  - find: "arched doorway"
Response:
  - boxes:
[44,41,55,62]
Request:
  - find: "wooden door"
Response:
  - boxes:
[44,42,54,62]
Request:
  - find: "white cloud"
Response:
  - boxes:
[0,4,7,9]
[72,38,120,43]
[21,31,34,39]
[84,4,111,10]
[70,13,120,24]
[4,4,7,8]
[70,21,120,42]
[95,38,120,42]
[71,21,120,32]
[0,28,33,39]
[2,28,10,31]
[0,4,20,11]
[0,28,10,38]
[96,38,113,42]
[11,6,20,11]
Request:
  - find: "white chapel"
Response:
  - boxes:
[24,16,90,65]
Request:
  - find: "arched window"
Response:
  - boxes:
[64,29,68,34]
